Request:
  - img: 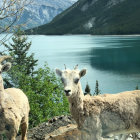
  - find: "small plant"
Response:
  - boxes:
[94,80,101,95]
[136,85,139,90]
[84,82,91,95]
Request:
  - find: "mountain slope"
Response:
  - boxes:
[21,0,78,29]
[14,0,77,29]
[26,0,140,35]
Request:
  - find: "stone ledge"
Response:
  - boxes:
[45,124,81,140]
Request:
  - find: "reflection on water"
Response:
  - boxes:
[89,46,140,74]
[78,36,140,74]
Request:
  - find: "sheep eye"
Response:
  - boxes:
[74,78,79,84]
[61,78,65,83]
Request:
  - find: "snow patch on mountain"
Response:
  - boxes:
[84,17,96,30]
[81,0,98,11]
[107,0,126,8]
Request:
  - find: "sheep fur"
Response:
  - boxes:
[0,57,30,140]
[56,67,140,140]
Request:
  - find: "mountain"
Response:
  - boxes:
[17,0,77,29]
[26,0,140,35]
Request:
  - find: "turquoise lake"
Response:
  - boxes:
[2,35,140,94]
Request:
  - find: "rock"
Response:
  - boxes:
[45,124,80,140]
[17,115,76,140]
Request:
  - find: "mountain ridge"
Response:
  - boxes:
[19,0,77,29]
[0,0,77,30]
[26,0,140,35]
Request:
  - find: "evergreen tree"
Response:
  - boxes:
[84,82,91,95]
[94,80,101,95]
[136,85,139,90]
[4,28,38,76]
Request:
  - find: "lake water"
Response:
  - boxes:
[2,35,140,94]
[27,35,140,94]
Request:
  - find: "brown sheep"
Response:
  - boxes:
[0,56,30,140]
[56,66,140,140]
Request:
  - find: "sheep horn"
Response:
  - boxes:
[74,64,78,70]
[0,55,11,63]
[64,64,67,70]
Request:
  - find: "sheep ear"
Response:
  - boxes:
[79,69,86,77]
[2,62,11,72]
[55,69,62,77]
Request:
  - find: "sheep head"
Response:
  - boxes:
[0,56,12,74]
[56,65,86,97]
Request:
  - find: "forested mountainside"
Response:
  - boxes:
[26,0,140,35]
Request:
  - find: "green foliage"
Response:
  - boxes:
[10,65,69,128]
[4,30,69,128]
[94,80,101,96]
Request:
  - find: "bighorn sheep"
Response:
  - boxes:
[0,56,30,140]
[56,65,140,140]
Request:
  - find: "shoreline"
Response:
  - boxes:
[2,33,140,37]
